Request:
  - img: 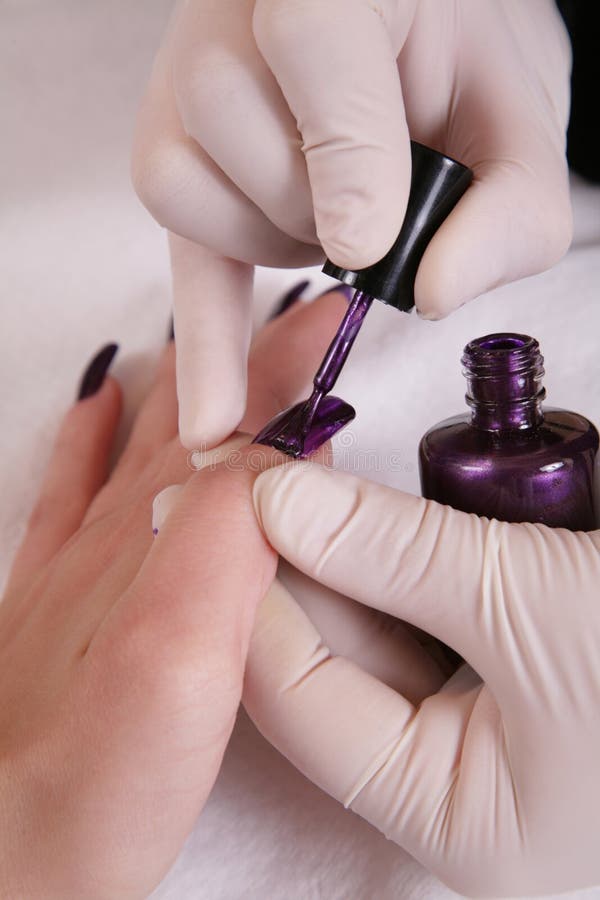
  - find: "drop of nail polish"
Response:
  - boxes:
[253,394,355,458]
[152,527,159,536]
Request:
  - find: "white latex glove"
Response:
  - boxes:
[132,0,572,449]
[245,462,600,898]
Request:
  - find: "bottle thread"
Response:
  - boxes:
[462,333,546,431]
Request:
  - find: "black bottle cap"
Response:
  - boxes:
[322,142,473,312]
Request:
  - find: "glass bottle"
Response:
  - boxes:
[418,333,598,530]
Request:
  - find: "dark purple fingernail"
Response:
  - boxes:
[77,343,118,400]
[269,279,310,320]
[253,394,355,459]
[318,283,355,303]
[168,315,174,342]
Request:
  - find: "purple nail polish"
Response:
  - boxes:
[269,279,310,320]
[77,343,118,400]
[168,315,174,342]
[419,333,599,530]
[254,290,371,457]
[254,395,355,458]
[152,527,159,536]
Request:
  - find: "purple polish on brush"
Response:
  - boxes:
[253,290,372,457]
[254,394,356,458]
[253,144,474,459]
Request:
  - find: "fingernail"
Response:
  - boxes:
[152,484,185,535]
[318,284,355,303]
[269,279,310,320]
[77,343,118,400]
[168,314,174,342]
[416,307,440,322]
[253,395,355,459]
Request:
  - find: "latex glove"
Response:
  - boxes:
[0,288,347,899]
[246,462,600,898]
[132,0,572,450]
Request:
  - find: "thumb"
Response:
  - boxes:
[244,574,500,899]
[251,461,567,690]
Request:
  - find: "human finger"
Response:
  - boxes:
[5,349,121,596]
[150,286,351,534]
[105,340,178,500]
[244,576,494,897]
[278,561,450,703]
[240,285,350,434]
[252,462,520,679]
[252,0,416,268]
[132,20,320,269]
[405,0,572,317]
[171,0,317,246]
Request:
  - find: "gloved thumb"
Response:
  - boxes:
[251,460,585,691]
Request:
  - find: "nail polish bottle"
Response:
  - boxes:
[418,333,599,530]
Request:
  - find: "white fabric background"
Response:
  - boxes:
[2,2,600,898]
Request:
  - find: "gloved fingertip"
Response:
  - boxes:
[252,463,300,526]
[317,191,406,272]
[152,483,185,535]
[414,243,480,320]
[178,389,246,452]
[252,464,284,509]
[415,305,445,323]
[320,222,398,272]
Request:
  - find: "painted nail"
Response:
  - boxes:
[77,343,118,400]
[319,283,355,304]
[152,483,185,535]
[253,394,355,459]
[168,315,174,342]
[269,279,310,320]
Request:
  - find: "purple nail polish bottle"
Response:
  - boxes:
[419,333,599,530]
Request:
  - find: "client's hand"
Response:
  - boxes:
[0,287,347,900]
[246,461,600,898]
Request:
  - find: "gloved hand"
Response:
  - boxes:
[245,461,600,898]
[132,0,573,450]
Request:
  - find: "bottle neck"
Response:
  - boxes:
[462,334,546,432]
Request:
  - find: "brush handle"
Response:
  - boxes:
[313,291,374,394]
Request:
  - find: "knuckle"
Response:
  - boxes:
[26,493,57,533]
[253,0,323,48]
[316,184,403,270]
[175,50,242,124]
[540,193,573,264]
[520,168,573,269]
[108,616,244,714]
[155,649,243,713]
[318,215,390,270]
[131,138,194,228]
[439,857,528,899]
